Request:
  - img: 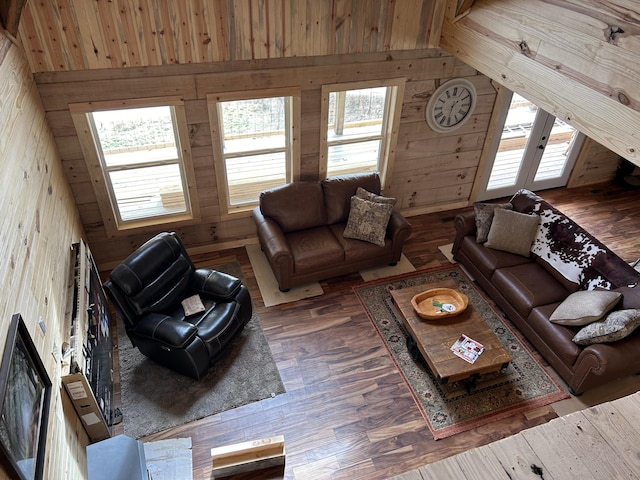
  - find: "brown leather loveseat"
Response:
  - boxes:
[252,172,412,292]
[453,189,640,395]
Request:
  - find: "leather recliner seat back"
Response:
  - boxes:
[109,233,194,318]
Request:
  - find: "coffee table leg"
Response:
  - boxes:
[463,374,480,395]
[406,335,420,361]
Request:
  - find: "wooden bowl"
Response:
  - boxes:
[411,288,468,320]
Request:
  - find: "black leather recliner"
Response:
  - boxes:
[103,232,252,380]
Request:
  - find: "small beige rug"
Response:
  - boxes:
[359,253,415,282]
[438,243,456,263]
[246,243,324,307]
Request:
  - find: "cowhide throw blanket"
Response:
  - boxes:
[511,189,640,290]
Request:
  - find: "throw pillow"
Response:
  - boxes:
[485,208,540,257]
[549,290,622,326]
[343,195,394,247]
[356,187,396,206]
[473,202,513,243]
[572,309,640,345]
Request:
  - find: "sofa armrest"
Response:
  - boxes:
[387,210,412,243]
[134,313,198,349]
[252,207,294,271]
[191,269,242,300]
[452,210,476,257]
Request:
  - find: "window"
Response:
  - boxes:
[320,79,405,185]
[70,97,199,235]
[208,88,301,216]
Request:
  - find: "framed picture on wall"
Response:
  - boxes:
[0,313,52,480]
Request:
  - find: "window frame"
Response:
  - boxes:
[320,78,405,188]
[207,87,301,217]
[70,96,200,236]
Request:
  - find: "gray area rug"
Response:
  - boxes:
[118,262,285,439]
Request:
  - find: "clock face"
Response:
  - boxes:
[426,79,477,133]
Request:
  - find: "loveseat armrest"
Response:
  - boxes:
[252,207,294,269]
[192,269,242,300]
[134,313,198,349]
[387,211,412,244]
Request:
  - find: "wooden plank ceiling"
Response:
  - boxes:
[440,0,640,166]
[17,0,439,72]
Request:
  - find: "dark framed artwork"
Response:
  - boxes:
[0,314,52,480]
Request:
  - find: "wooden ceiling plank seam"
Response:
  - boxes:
[15,5,49,72]
[250,0,267,59]
[440,7,640,163]
[118,0,145,68]
[173,0,195,65]
[93,0,124,68]
[155,0,178,64]
[134,0,163,66]
[278,0,291,58]
[479,0,640,114]
[212,0,230,62]
[72,0,111,69]
[187,0,210,63]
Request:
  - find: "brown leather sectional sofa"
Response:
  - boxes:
[453,189,640,395]
[252,172,412,292]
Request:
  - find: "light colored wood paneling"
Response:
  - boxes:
[440,0,640,166]
[17,0,439,73]
[0,31,87,480]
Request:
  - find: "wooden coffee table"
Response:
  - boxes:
[390,281,512,392]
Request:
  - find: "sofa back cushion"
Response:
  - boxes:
[510,189,640,290]
[259,181,326,232]
[322,172,381,224]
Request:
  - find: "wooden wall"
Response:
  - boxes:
[35,49,494,268]
[0,30,88,480]
[440,0,640,167]
[18,0,440,72]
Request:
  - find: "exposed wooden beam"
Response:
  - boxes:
[0,0,26,37]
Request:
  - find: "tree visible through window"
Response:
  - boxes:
[208,89,300,215]
[321,80,405,184]
[70,98,199,234]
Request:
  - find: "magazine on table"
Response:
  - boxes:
[450,334,484,364]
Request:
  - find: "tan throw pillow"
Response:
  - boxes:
[473,202,513,243]
[356,187,396,206]
[572,309,640,345]
[343,196,393,247]
[485,208,539,257]
[550,290,622,326]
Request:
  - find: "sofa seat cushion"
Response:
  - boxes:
[528,303,582,365]
[329,224,392,261]
[287,226,344,274]
[493,263,570,318]
[459,236,533,279]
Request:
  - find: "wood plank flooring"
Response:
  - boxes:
[110,182,640,480]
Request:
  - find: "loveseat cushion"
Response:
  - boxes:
[259,181,326,232]
[492,263,570,318]
[287,226,344,273]
[322,173,381,224]
[330,223,392,261]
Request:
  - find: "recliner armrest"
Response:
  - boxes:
[134,313,198,349]
[191,269,242,300]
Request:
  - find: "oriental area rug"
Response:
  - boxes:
[118,262,285,439]
[353,265,569,440]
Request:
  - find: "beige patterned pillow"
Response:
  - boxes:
[573,309,640,345]
[356,187,396,206]
[343,196,393,247]
[485,208,539,257]
[473,202,513,243]
[549,290,622,326]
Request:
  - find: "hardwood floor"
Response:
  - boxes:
[111,182,640,480]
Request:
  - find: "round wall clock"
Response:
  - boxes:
[425,78,477,133]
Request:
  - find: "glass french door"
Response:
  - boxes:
[477,91,585,201]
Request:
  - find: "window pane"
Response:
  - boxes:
[226,152,286,206]
[534,120,577,182]
[109,164,186,221]
[328,87,386,139]
[92,106,178,167]
[220,98,286,154]
[327,140,380,177]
